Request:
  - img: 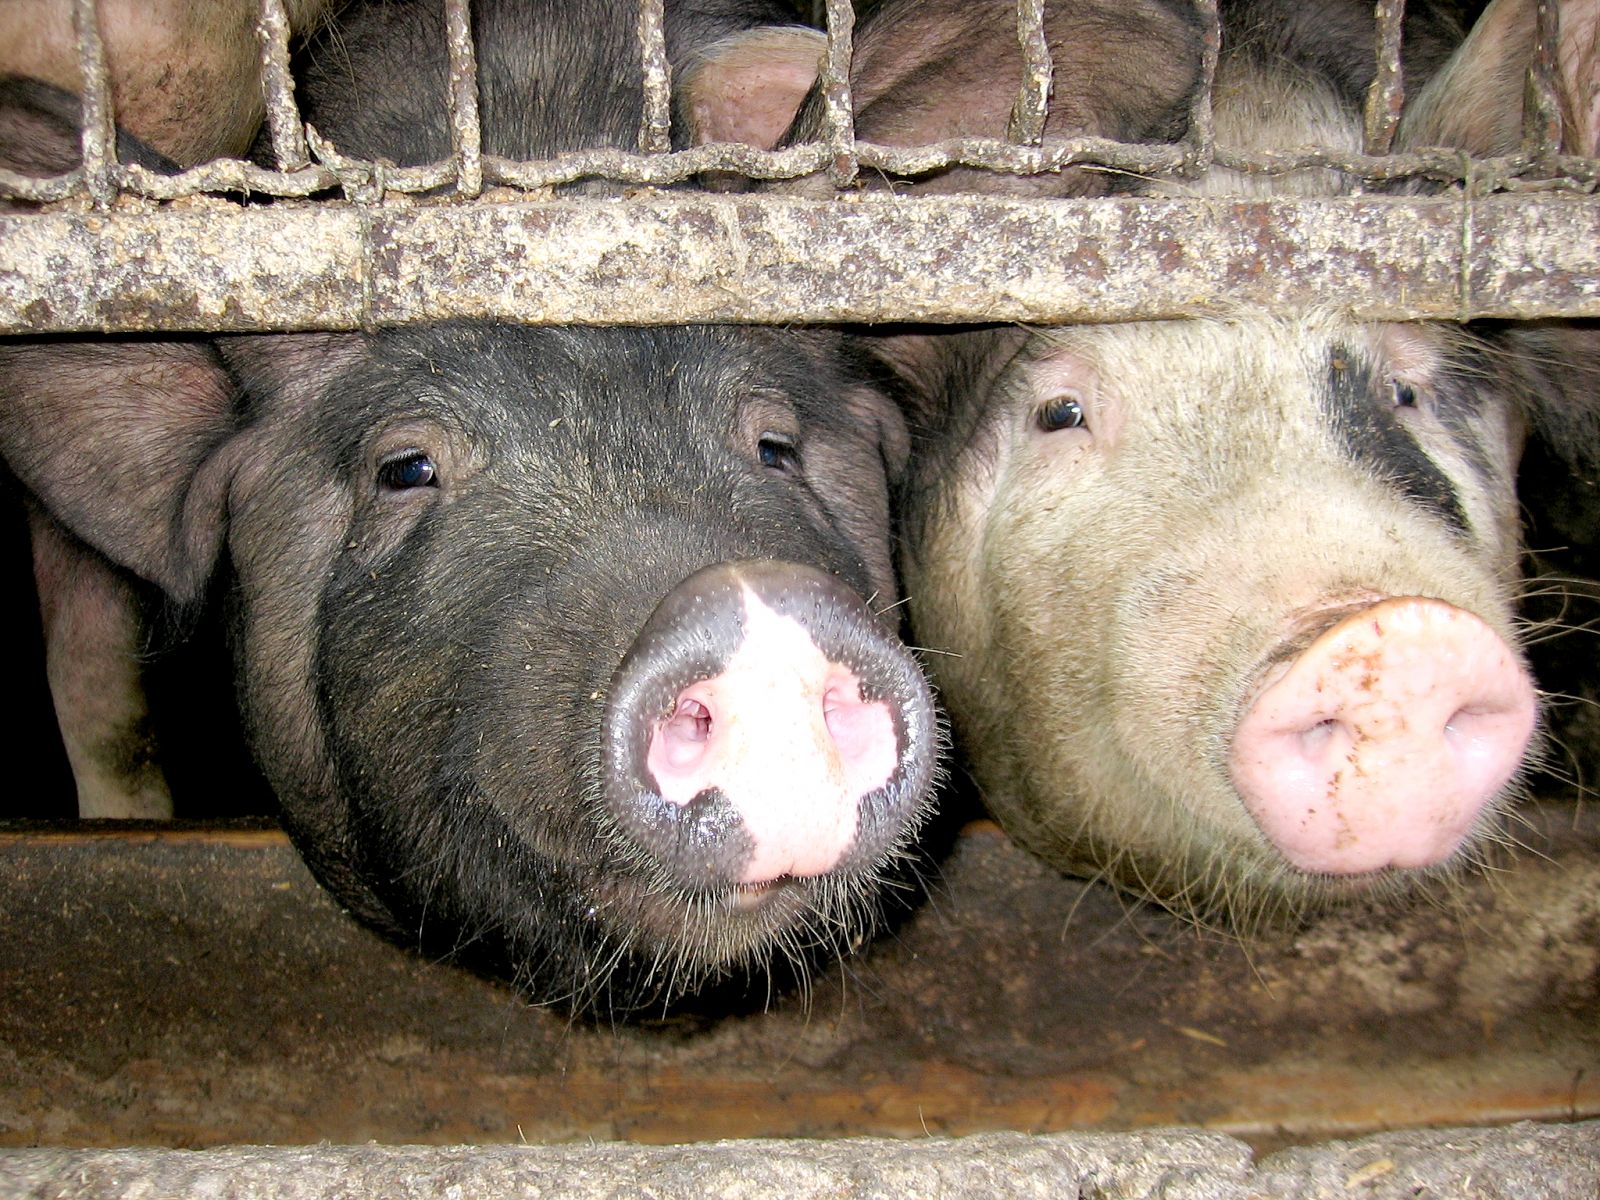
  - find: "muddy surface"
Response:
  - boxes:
[0,804,1595,1150]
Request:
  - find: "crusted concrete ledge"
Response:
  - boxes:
[3,1123,1597,1200]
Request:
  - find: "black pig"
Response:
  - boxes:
[0,0,938,1014]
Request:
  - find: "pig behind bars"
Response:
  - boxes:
[689,0,1600,928]
[0,2,344,820]
[0,0,941,1015]
[0,0,342,166]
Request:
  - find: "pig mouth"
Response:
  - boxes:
[729,879,785,910]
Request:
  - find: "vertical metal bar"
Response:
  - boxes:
[821,0,858,188]
[1183,0,1218,175]
[638,0,672,154]
[1524,0,1565,157]
[72,0,117,205]
[258,0,310,170]
[1008,0,1052,146]
[444,0,483,198]
[1363,0,1407,156]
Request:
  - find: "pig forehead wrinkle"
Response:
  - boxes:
[309,324,864,461]
[1322,343,1471,535]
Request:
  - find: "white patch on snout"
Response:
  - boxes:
[646,586,899,884]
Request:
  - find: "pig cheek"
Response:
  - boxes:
[1412,408,1523,583]
[921,433,1111,846]
[796,435,900,610]
[900,430,1013,744]
[989,467,1151,841]
[227,469,348,810]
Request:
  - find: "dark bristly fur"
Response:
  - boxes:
[0,0,942,1017]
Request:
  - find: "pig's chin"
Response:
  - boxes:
[1074,823,1493,934]
[570,849,891,996]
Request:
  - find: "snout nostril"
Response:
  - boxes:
[657,696,714,771]
[1296,717,1339,756]
[666,697,712,741]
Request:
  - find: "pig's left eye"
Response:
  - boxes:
[1390,380,1420,409]
[378,450,440,491]
[1036,395,1087,432]
[757,432,802,474]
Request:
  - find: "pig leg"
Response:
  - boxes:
[29,506,171,819]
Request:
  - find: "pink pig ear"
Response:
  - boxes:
[1400,0,1600,157]
[677,26,826,149]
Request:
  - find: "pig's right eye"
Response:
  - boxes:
[377,450,439,491]
[1036,395,1087,433]
[757,432,802,474]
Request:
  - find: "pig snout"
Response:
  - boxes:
[1229,596,1537,875]
[604,559,936,891]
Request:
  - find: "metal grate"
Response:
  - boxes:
[0,0,1597,333]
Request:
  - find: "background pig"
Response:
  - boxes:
[0,0,340,165]
[685,0,1208,196]
[692,0,1600,927]
[0,0,939,1014]
[0,3,340,819]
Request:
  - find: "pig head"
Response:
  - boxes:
[0,0,940,1014]
[893,0,1600,925]
[690,0,1600,925]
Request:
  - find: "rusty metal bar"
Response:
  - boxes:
[1526,0,1566,158]
[1007,0,1052,147]
[820,0,858,187]
[2,136,1595,207]
[71,0,116,207]
[257,0,309,171]
[638,0,673,155]
[3,192,1598,334]
[1181,0,1219,175]
[1363,0,1407,156]
[443,0,483,198]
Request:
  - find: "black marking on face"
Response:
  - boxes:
[1424,340,1502,493]
[1324,346,1470,535]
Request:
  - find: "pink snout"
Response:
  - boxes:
[646,603,899,885]
[604,559,935,895]
[1228,596,1537,875]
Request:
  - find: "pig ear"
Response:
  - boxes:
[0,338,244,603]
[1400,0,1600,156]
[214,331,365,414]
[1501,321,1600,472]
[677,26,826,149]
[1557,1,1600,155]
[0,75,177,178]
[851,326,1034,432]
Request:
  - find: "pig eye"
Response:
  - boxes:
[1390,380,1420,410]
[377,450,439,491]
[1036,395,1087,433]
[757,432,802,474]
